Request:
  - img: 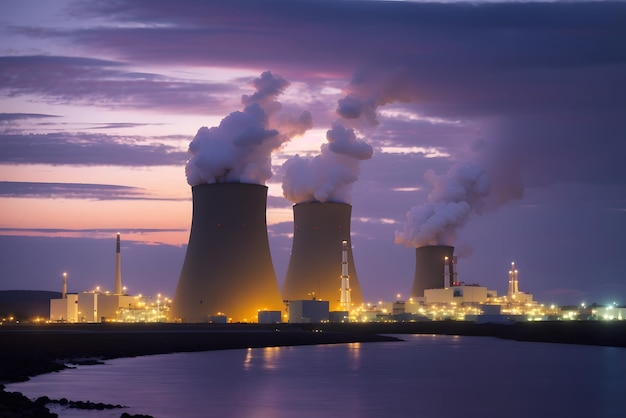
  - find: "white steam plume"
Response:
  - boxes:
[282,124,373,204]
[394,161,490,247]
[185,71,312,186]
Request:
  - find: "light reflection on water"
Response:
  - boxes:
[8,335,626,418]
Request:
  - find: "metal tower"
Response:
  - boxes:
[339,240,351,312]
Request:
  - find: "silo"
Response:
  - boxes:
[411,245,454,298]
[171,183,284,323]
[282,201,363,310]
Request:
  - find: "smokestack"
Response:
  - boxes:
[114,233,123,295]
[172,183,284,323]
[411,245,455,298]
[62,272,67,299]
[444,257,450,288]
[282,202,363,310]
[340,240,351,312]
[508,262,519,298]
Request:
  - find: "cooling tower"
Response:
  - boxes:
[411,245,455,298]
[282,202,363,310]
[171,183,284,323]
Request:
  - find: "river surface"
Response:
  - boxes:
[8,335,626,418]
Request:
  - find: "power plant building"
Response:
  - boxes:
[49,234,149,323]
[172,183,284,323]
[282,202,363,311]
[424,284,497,305]
[77,292,99,322]
[50,293,78,322]
[411,245,455,298]
[288,299,330,324]
[258,310,282,324]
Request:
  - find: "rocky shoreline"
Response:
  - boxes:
[2,321,625,417]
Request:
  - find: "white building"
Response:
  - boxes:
[77,292,99,322]
[97,294,137,321]
[51,292,142,323]
[425,284,497,305]
[49,294,78,322]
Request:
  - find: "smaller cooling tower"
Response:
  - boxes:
[411,245,454,298]
[282,202,363,310]
[171,183,284,323]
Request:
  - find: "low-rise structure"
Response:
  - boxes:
[288,300,329,323]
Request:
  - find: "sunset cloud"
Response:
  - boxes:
[1,0,625,304]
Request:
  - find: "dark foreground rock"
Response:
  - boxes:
[0,386,57,417]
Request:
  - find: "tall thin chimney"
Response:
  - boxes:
[339,240,351,312]
[62,272,67,299]
[444,257,450,288]
[114,233,123,295]
[508,262,519,298]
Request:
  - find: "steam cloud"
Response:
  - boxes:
[186,71,312,186]
[282,124,373,204]
[394,161,490,248]
[281,69,410,204]
[336,67,412,125]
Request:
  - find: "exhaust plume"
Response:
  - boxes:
[282,123,373,204]
[186,71,312,186]
[336,67,412,125]
[395,161,490,248]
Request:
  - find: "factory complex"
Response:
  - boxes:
[47,183,624,325]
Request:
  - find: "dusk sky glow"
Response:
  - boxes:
[1,0,625,306]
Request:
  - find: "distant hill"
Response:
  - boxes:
[0,290,60,320]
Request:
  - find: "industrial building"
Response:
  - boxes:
[288,300,330,323]
[282,202,363,311]
[424,284,498,305]
[49,293,78,322]
[171,183,284,323]
[258,310,282,324]
[49,234,167,323]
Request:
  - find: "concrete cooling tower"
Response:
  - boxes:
[171,183,284,323]
[411,245,455,298]
[282,202,363,310]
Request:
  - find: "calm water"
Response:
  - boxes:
[8,335,626,418]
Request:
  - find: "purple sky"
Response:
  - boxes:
[1,0,625,306]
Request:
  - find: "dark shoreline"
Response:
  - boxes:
[2,321,626,416]
[4,321,626,383]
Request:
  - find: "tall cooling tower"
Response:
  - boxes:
[171,183,284,323]
[411,245,454,298]
[282,202,363,310]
